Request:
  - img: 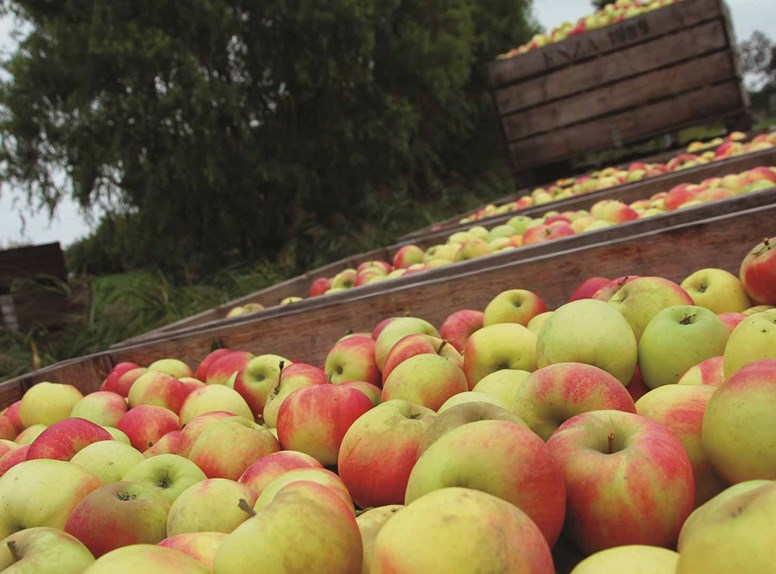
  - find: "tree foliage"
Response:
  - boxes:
[1,0,537,275]
[740,30,775,92]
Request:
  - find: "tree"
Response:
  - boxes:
[0,0,537,275]
[739,30,775,92]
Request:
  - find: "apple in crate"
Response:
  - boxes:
[374,317,440,371]
[371,488,553,574]
[84,544,208,573]
[194,348,232,381]
[70,440,145,484]
[100,361,140,393]
[324,335,380,386]
[70,391,128,427]
[167,478,258,536]
[64,481,171,557]
[26,417,113,461]
[116,405,179,452]
[381,334,462,383]
[205,350,254,387]
[127,371,191,414]
[547,410,694,554]
[254,467,353,514]
[0,527,95,574]
[439,309,483,352]
[482,289,546,327]
[463,323,537,388]
[740,236,776,304]
[179,384,254,425]
[681,268,752,313]
[722,309,776,377]
[20,382,83,427]
[122,453,207,504]
[382,354,468,411]
[239,450,322,497]
[263,363,327,428]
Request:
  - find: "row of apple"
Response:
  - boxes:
[291,164,776,302]
[0,237,774,571]
[498,0,681,58]
[458,131,776,224]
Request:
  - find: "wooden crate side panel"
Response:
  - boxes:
[494,19,730,116]
[503,51,737,142]
[487,0,723,88]
[508,80,745,169]
[0,243,67,289]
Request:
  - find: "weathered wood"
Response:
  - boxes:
[487,0,723,88]
[0,242,67,289]
[121,149,776,343]
[494,19,729,117]
[507,80,744,169]
[503,51,736,142]
[3,195,772,408]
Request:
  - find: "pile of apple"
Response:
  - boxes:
[300,165,776,300]
[458,131,776,224]
[0,236,775,572]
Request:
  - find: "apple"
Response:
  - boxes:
[83,544,208,573]
[638,305,729,389]
[148,358,193,379]
[3,401,23,434]
[356,505,403,574]
[143,430,183,457]
[740,236,776,304]
[309,276,332,297]
[718,311,747,331]
[702,359,776,483]
[604,276,694,341]
[463,323,537,388]
[393,244,424,269]
[331,268,357,290]
[70,440,145,484]
[14,424,46,446]
[0,527,95,573]
[122,453,208,504]
[100,361,140,393]
[371,487,553,573]
[158,532,227,571]
[277,384,373,466]
[512,363,636,441]
[194,348,233,381]
[482,289,546,327]
[0,416,15,440]
[341,381,382,406]
[110,367,149,397]
[70,391,128,427]
[238,450,323,496]
[323,334,381,388]
[439,309,484,352]
[188,416,280,480]
[127,371,190,414]
[0,459,102,538]
[166,478,257,536]
[177,411,236,457]
[722,309,776,377]
[636,384,725,506]
[19,382,83,427]
[233,354,291,419]
[213,481,362,573]
[675,480,776,574]
[569,277,610,301]
[64,481,171,557]
[438,390,508,412]
[537,299,637,385]
[0,440,18,459]
[374,317,440,371]
[571,545,679,573]
[405,419,565,546]
[205,350,254,387]
[471,369,530,406]
[592,275,639,301]
[338,399,436,509]
[254,467,353,514]
[681,268,752,313]
[179,384,253,425]
[263,362,328,427]
[382,354,468,411]
[547,410,695,554]
[381,334,462,383]
[676,355,725,386]
[26,417,113,461]
[0,445,30,478]
[116,405,179,451]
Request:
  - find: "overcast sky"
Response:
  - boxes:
[0,1,773,248]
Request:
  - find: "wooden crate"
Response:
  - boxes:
[399,146,776,242]
[3,193,773,407]
[488,0,750,178]
[118,148,776,343]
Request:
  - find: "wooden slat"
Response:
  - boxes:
[3,194,773,408]
[0,242,67,288]
[502,51,736,141]
[487,0,723,88]
[507,80,744,169]
[494,19,729,116]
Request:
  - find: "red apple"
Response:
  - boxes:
[116,405,180,452]
[324,335,380,387]
[239,450,323,496]
[205,350,254,387]
[740,237,776,304]
[309,276,332,297]
[70,391,128,428]
[101,362,140,393]
[194,349,233,381]
[127,371,191,414]
[569,277,610,301]
[0,445,30,477]
[111,367,149,398]
[439,309,484,352]
[26,418,113,461]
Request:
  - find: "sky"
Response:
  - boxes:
[0,0,773,248]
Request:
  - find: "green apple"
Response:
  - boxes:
[482,289,546,327]
[382,354,468,411]
[374,317,440,371]
[84,544,208,573]
[234,353,292,418]
[571,545,678,573]
[122,453,207,504]
[537,299,637,385]
[20,382,83,427]
[722,309,776,377]
[526,311,553,335]
[471,369,530,406]
[179,384,253,425]
[0,527,95,573]
[463,323,537,388]
[357,505,404,574]
[167,478,257,536]
[70,440,145,484]
[680,268,752,313]
[638,305,729,389]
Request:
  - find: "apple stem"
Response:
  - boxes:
[326,371,333,384]
[7,541,19,563]
[680,313,695,326]
[238,498,257,518]
[765,237,771,249]
[608,430,616,454]
[437,339,448,354]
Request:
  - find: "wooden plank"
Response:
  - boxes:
[122,149,776,342]
[4,194,772,406]
[502,51,736,141]
[508,80,744,169]
[0,242,67,288]
[494,19,729,116]
[487,0,723,88]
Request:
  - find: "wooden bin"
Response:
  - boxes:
[487,0,750,180]
[2,193,774,407]
[118,149,776,343]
